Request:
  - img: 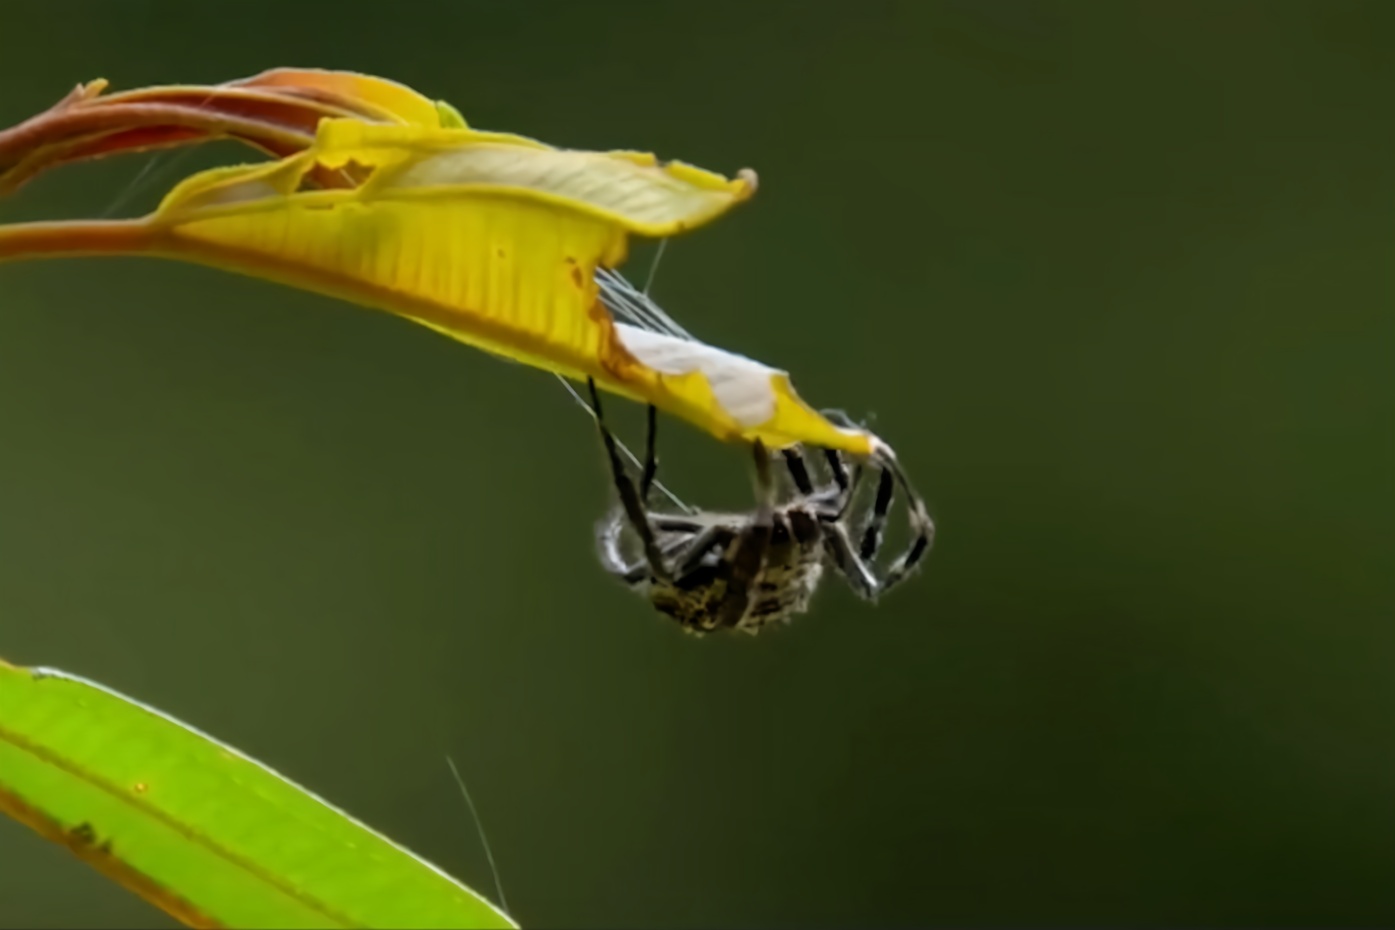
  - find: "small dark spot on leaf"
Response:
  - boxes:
[70,822,97,846]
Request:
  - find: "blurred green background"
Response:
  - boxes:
[2,1,1393,926]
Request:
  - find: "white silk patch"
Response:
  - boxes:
[614,323,779,428]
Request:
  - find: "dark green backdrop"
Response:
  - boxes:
[2,2,1393,927]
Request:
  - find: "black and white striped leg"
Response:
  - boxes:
[822,448,866,520]
[817,405,935,597]
[858,468,896,561]
[588,378,672,584]
[821,522,879,601]
[714,440,776,629]
[814,409,870,521]
[869,443,935,596]
[781,445,865,517]
[781,447,816,496]
[876,523,932,594]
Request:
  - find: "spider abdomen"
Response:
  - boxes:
[649,506,828,636]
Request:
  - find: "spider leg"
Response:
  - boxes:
[821,522,879,601]
[781,447,815,496]
[752,439,777,514]
[598,511,717,587]
[639,404,659,502]
[671,525,731,577]
[787,444,865,514]
[866,441,937,595]
[814,410,874,517]
[595,507,649,585]
[587,378,673,584]
[858,468,896,561]
[652,514,708,533]
[818,448,869,520]
[813,409,914,572]
[872,496,934,595]
[877,529,932,593]
[824,447,851,493]
[714,440,776,629]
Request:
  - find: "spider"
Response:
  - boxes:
[584,378,934,635]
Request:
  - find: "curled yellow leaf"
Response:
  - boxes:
[0,117,872,455]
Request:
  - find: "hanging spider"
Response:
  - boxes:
[584,378,934,635]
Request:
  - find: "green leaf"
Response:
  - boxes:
[0,659,517,929]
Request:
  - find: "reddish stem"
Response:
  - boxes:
[0,103,319,196]
[0,218,163,263]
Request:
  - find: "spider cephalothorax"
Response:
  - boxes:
[585,378,934,635]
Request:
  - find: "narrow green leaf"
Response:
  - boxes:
[0,659,517,929]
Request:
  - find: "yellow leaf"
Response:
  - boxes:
[0,117,873,455]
